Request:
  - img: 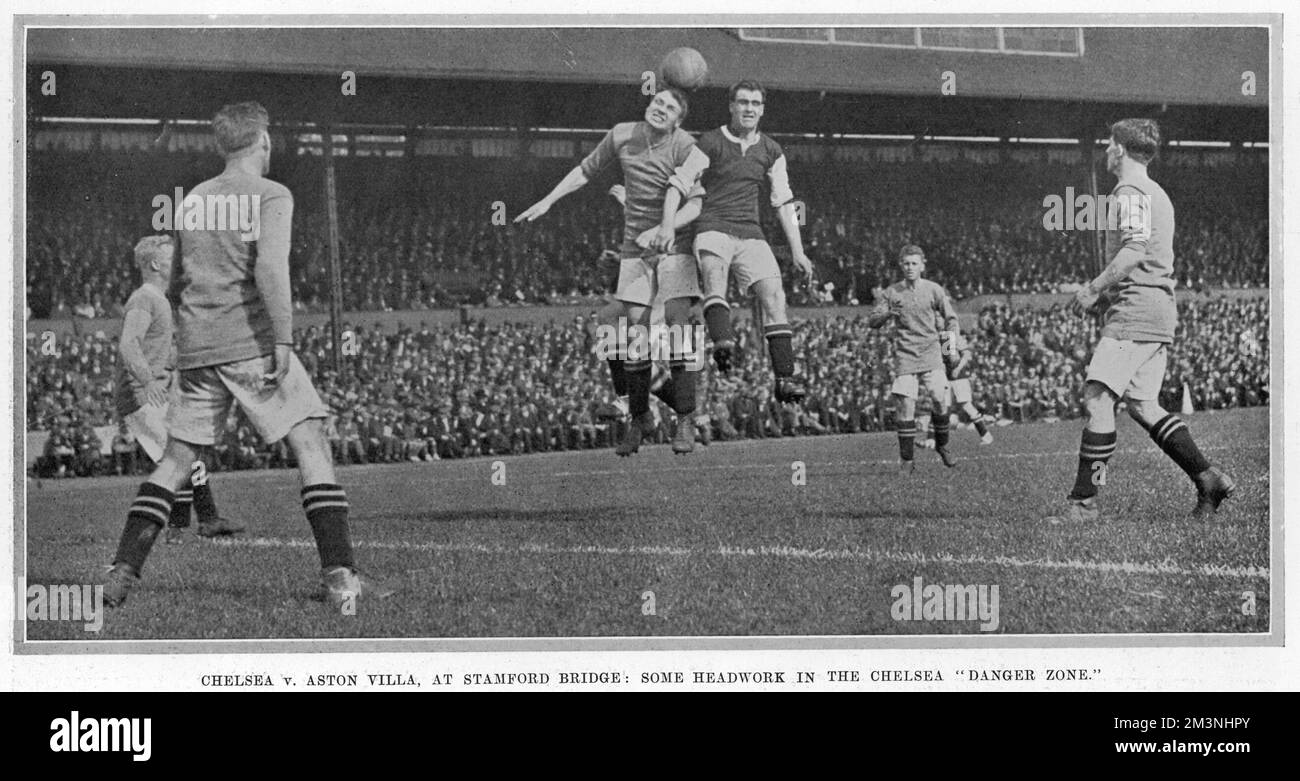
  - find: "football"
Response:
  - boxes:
[659,47,708,90]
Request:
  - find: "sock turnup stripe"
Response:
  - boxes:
[1153,419,1187,444]
[130,505,170,525]
[1151,415,1181,441]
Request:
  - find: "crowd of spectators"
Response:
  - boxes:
[27,295,1269,477]
[27,150,1267,319]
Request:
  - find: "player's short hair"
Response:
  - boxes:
[657,86,690,121]
[899,244,926,262]
[730,80,766,103]
[1110,118,1160,165]
[212,101,270,156]
[133,234,174,271]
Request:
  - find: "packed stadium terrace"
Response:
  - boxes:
[26,147,1266,319]
[28,297,1268,476]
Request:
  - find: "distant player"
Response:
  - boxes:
[104,102,392,608]
[517,87,708,455]
[868,245,960,472]
[115,235,244,544]
[1045,118,1233,523]
[921,329,994,447]
[694,80,814,402]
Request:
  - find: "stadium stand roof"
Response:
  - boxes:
[26,26,1268,140]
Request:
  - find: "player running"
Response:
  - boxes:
[114,235,244,545]
[693,80,814,402]
[921,329,994,448]
[868,245,960,472]
[517,87,708,456]
[1045,118,1234,523]
[104,101,392,608]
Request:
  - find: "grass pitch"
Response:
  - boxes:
[23,407,1271,641]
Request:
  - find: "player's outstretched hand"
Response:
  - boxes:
[1070,285,1100,316]
[263,344,292,386]
[608,184,626,208]
[514,200,550,223]
[791,250,814,284]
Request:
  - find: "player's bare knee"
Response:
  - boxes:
[286,418,329,458]
[624,304,651,326]
[662,297,692,326]
[755,280,787,324]
[1127,399,1165,427]
[152,439,200,491]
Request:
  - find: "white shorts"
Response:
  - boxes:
[167,353,328,447]
[891,370,949,401]
[1086,337,1168,401]
[949,378,973,406]
[695,231,782,294]
[616,253,701,307]
[124,402,169,462]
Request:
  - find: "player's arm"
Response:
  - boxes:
[954,348,973,377]
[515,166,590,223]
[936,289,960,334]
[650,146,709,252]
[675,189,704,228]
[769,154,813,283]
[253,190,295,384]
[519,126,622,223]
[1072,187,1150,314]
[118,307,167,406]
[867,290,895,328]
[636,186,703,248]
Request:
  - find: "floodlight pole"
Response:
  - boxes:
[323,127,345,374]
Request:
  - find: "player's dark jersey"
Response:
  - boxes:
[695,127,793,241]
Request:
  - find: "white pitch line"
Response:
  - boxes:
[215,536,1269,581]
[28,443,1251,490]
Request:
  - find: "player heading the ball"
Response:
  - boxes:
[516,87,710,456]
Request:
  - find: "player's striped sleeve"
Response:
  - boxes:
[669,146,709,198]
[767,154,795,208]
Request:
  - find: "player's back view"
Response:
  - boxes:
[1046,118,1233,523]
[104,102,392,609]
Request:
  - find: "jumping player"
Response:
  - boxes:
[693,80,814,402]
[1045,118,1234,523]
[868,245,960,472]
[104,101,391,608]
[114,234,244,544]
[597,182,707,453]
[517,87,708,456]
